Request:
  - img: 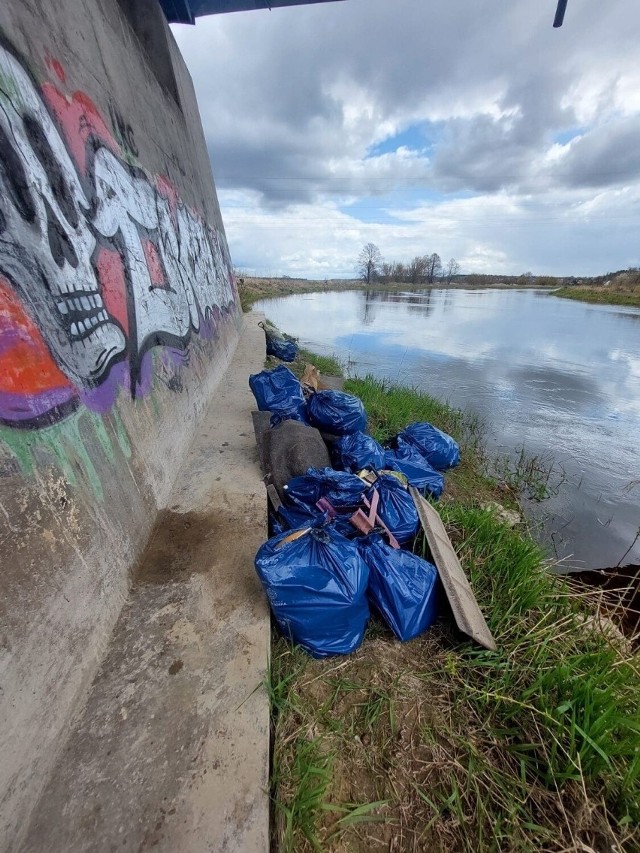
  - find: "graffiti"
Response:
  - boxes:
[108,103,138,157]
[0,38,236,428]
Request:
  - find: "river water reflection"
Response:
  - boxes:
[254,288,640,570]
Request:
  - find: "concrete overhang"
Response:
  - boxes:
[161,0,345,25]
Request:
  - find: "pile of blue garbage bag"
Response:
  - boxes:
[249,356,461,658]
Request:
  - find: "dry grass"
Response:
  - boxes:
[239,277,360,311]
[555,272,640,307]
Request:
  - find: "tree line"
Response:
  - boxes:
[357,243,460,285]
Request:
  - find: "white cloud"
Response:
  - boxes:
[173,0,640,277]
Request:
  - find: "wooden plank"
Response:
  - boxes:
[410,487,497,651]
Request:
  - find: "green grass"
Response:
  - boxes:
[345,375,504,507]
[297,348,345,378]
[554,286,640,307]
[275,735,333,851]
[265,347,345,383]
[345,375,468,445]
[491,445,567,502]
[427,506,640,806]
[266,346,640,852]
[239,289,256,313]
[270,504,640,852]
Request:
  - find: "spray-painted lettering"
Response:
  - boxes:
[0,38,236,428]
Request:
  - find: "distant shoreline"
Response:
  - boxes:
[238,275,558,312]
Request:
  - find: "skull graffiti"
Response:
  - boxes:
[0,43,126,387]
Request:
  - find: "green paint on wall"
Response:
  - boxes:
[111,412,132,459]
[92,414,117,463]
[0,425,80,485]
[0,407,135,503]
[0,428,36,477]
[61,415,105,501]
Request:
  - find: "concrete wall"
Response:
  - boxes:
[0,1,240,845]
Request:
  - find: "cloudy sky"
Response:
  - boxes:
[172,1,640,279]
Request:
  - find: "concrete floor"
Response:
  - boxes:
[22,315,270,852]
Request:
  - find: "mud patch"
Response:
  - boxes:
[134,509,220,585]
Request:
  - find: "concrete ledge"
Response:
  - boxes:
[22,315,270,852]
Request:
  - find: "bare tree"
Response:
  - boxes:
[444,258,460,285]
[380,261,394,283]
[407,255,429,284]
[381,260,407,283]
[357,243,382,284]
[391,261,406,283]
[426,253,442,283]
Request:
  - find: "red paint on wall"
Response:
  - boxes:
[142,240,167,288]
[45,55,66,84]
[42,83,118,174]
[95,248,129,335]
[0,277,73,396]
[155,175,180,210]
[155,175,180,230]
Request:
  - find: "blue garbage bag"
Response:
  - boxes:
[307,390,367,435]
[399,422,460,470]
[284,467,366,509]
[278,503,327,531]
[358,534,439,642]
[384,438,444,499]
[333,431,386,472]
[260,323,298,362]
[366,474,419,544]
[270,406,309,428]
[249,366,308,424]
[278,503,355,538]
[255,526,370,657]
[267,336,298,362]
[269,511,286,537]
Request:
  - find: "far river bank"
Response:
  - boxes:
[239,274,640,312]
[238,275,558,312]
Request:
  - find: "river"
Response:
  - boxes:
[253,287,640,570]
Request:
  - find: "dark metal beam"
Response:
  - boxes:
[161,0,345,25]
[553,0,568,28]
[163,0,195,24]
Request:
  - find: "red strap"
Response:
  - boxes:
[362,489,400,549]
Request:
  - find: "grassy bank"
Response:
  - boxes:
[554,286,640,307]
[240,278,347,312]
[267,350,640,852]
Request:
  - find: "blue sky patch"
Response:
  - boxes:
[368,121,444,157]
[553,126,586,146]
[340,186,471,224]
